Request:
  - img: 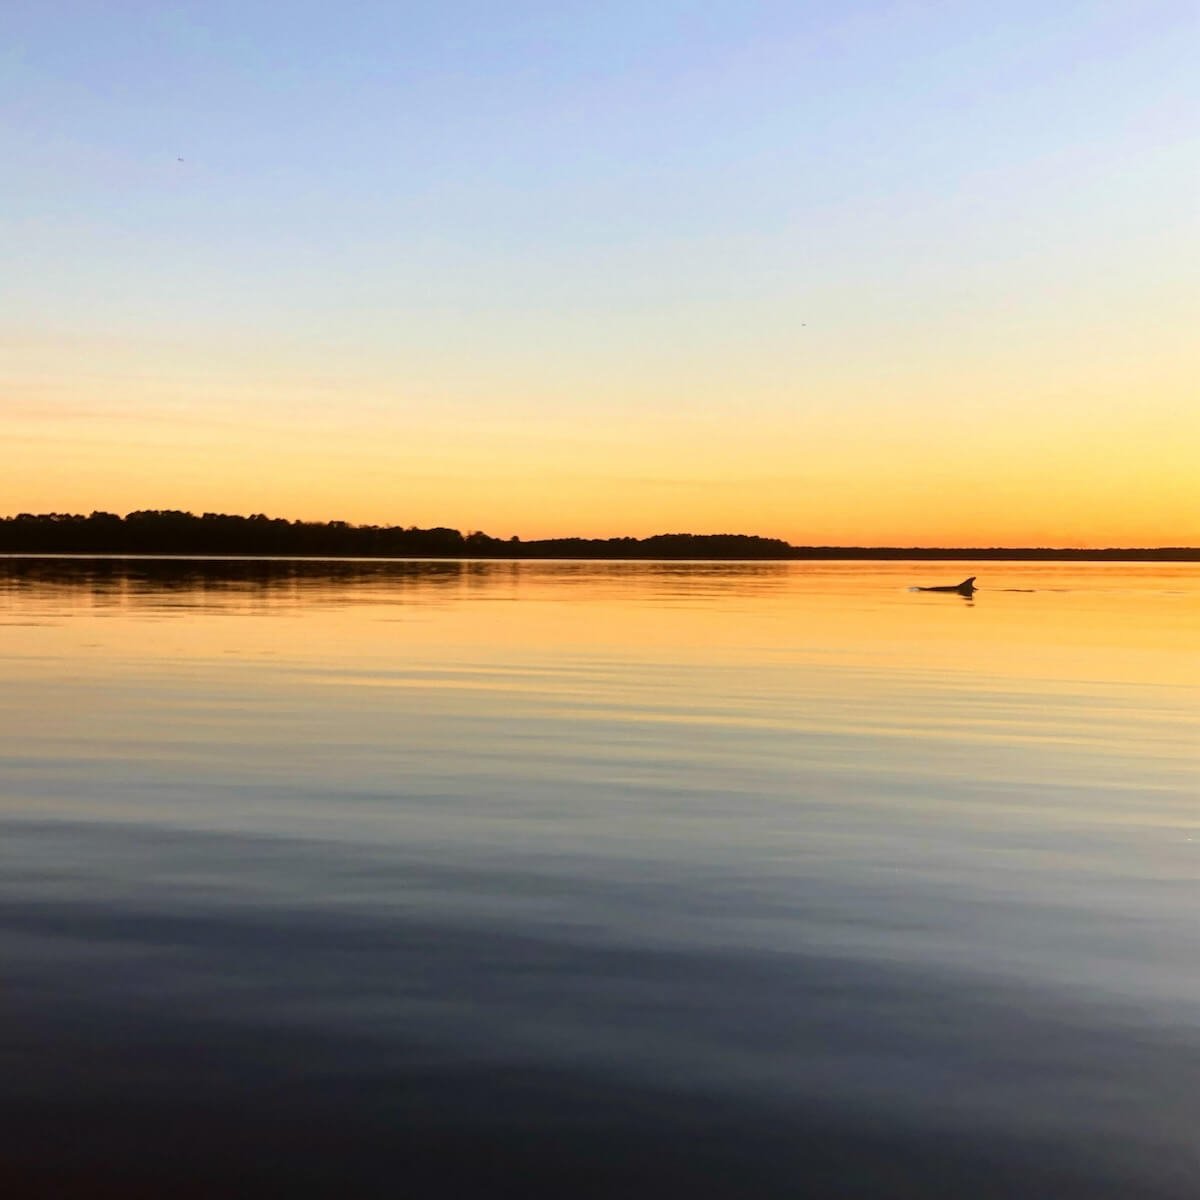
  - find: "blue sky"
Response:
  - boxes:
[3,1,1196,542]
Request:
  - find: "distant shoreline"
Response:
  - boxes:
[2,508,1200,559]
[0,511,1194,563]
[2,551,1198,562]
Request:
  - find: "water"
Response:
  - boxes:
[1,557,1196,1197]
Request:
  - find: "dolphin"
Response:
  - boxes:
[916,576,976,595]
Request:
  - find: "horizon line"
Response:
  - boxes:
[0,510,1196,556]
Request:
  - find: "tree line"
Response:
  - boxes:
[0,511,1193,559]
[0,511,795,559]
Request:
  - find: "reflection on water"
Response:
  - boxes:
[1,558,1197,1197]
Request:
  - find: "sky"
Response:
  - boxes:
[3,0,1196,546]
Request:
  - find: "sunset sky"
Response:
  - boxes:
[3,1,1196,546]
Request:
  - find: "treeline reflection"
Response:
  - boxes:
[0,555,794,610]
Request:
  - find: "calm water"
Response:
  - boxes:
[1,558,1197,1197]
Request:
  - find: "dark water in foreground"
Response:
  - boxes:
[1,558,1197,1197]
